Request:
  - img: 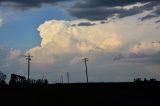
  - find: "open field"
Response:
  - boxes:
[1,82,160,105]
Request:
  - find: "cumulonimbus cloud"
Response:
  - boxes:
[27,19,122,65]
[28,9,160,65]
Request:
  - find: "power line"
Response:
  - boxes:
[25,54,33,83]
[82,58,89,83]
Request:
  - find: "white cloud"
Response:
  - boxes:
[115,2,149,10]
[0,46,22,66]
[28,19,122,65]
[131,41,160,54]
[0,45,24,81]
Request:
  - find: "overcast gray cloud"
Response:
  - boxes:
[68,0,160,20]
[115,41,160,64]
[0,0,70,10]
[155,20,160,23]
[0,45,23,71]
[72,0,155,7]
[0,0,160,20]
[0,45,27,83]
[140,14,158,21]
[129,52,160,64]
[113,54,125,61]
[71,22,96,27]
[0,46,10,68]
[129,41,160,63]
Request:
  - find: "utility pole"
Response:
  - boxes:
[82,58,89,83]
[67,72,69,84]
[25,54,33,83]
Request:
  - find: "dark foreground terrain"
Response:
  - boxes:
[1,82,160,105]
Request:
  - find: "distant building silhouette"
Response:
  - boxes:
[134,78,157,83]
[9,74,27,85]
[9,74,48,85]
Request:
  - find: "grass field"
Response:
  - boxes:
[0,82,160,105]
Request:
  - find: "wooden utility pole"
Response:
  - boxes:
[25,54,33,83]
[82,58,89,83]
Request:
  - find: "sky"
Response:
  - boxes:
[0,0,160,83]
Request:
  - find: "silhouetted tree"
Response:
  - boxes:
[0,71,7,85]
[44,79,48,85]
[0,80,6,85]
[134,78,158,83]
[36,79,48,85]
[134,78,142,82]
[150,78,157,82]
[144,78,147,82]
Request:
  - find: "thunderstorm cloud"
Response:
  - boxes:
[25,11,160,82]
[28,19,122,65]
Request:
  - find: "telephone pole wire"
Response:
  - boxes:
[82,58,89,83]
[25,54,33,83]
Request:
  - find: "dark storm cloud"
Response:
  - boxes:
[114,41,160,64]
[129,52,148,59]
[127,41,160,63]
[1,0,160,20]
[77,22,96,26]
[129,52,160,64]
[0,0,69,9]
[139,5,160,21]
[71,22,96,27]
[68,0,160,20]
[114,51,160,64]
[113,54,125,61]
[155,20,160,23]
[140,14,158,21]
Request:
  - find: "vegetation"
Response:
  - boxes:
[1,73,160,105]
